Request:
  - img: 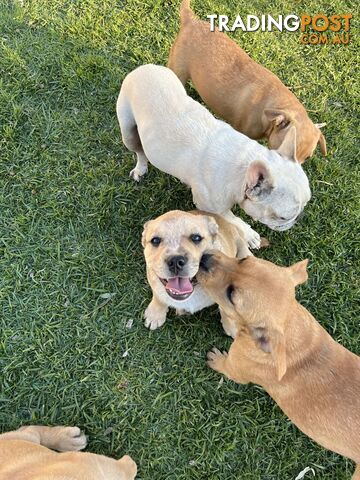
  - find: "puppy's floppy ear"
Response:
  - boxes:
[117,455,137,478]
[276,126,298,162]
[205,216,219,238]
[141,220,152,247]
[250,326,287,381]
[288,259,308,286]
[245,161,273,200]
[264,109,291,129]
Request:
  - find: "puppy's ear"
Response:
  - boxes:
[289,259,308,286]
[141,221,151,248]
[245,161,273,200]
[205,216,219,238]
[276,126,298,162]
[264,109,291,129]
[250,326,287,381]
[117,455,137,478]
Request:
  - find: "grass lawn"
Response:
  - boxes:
[0,0,359,478]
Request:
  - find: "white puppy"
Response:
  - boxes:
[117,64,311,248]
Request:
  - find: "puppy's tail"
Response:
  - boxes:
[180,0,196,25]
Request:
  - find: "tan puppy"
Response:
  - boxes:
[0,425,137,480]
[198,252,360,479]
[142,210,250,335]
[168,0,327,163]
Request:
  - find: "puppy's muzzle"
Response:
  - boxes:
[166,255,187,275]
[273,210,304,231]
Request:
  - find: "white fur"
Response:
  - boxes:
[117,64,311,245]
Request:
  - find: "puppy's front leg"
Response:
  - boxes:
[144,296,168,330]
[207,338,250,384]
[222,211,261,250]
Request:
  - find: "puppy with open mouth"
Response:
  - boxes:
[142,210,251,333]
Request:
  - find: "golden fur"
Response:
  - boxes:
[0,425,137,480]
[168,0,327,163]
[198,252,360,478]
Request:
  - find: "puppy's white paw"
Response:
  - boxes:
[245,227,261,250]
[144,306,166,330]
[129,168,143,182]
[54,426,87,452]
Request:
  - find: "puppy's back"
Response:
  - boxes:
[120,64,186,105]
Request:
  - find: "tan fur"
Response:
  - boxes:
[0,425,137,480]
[142,210,251,335]
[168,0,327,163]
[199,253,360,478]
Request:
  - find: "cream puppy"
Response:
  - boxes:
[142,210,250,334]
[117,64,311,249]
[0,424,137,480]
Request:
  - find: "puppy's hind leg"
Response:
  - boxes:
[127,130,149,183]
[0,425,87,452]
[116,95,149,182]
[0,426,43,444]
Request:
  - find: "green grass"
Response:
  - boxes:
[0,0,359,478]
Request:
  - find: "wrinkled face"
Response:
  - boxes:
[142,211,218,302]
[268,119,324,164]
[241,153,311,231]
[198,253,293,321]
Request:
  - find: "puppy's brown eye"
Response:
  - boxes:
[150,237,161,246]
[190,234,203,244]
[227,285,234,304]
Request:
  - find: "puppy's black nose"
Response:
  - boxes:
[167,255,187,275]
[199,253,213,272]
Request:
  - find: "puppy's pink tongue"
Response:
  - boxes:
[165,277,193,294]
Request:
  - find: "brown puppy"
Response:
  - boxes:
[198,252,360,478]
[168,0,327,163]
[0,425,137,480]
[142,210,251,336]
